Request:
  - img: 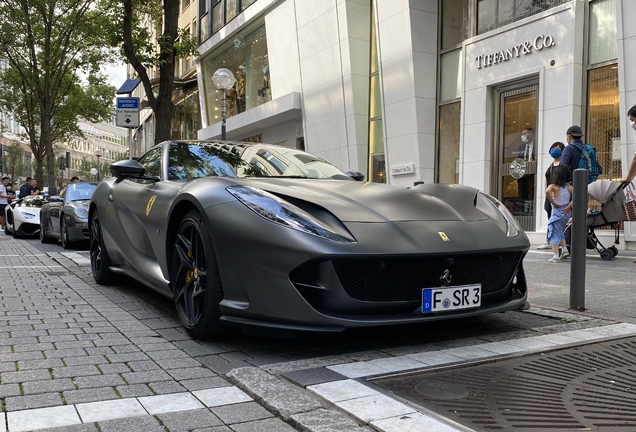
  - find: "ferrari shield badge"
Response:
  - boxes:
[146,195,157,216]
[509,157,527,179]
[438,232,450,241]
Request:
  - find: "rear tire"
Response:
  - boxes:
[600,249,613,261]
[89,211,115,284]
[61,218,73,249]
[608,246,618,258]
[170,210,226,340]
[40,219,56,243]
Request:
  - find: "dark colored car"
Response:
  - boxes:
[40,182,98,248]
[89,140,530,339]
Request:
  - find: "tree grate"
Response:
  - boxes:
[373,336,636,431]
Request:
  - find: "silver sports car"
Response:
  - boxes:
[5,195,48,238]
[40,182,98,248]
[90,141,530,339]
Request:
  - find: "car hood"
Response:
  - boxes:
[239,179,488,223]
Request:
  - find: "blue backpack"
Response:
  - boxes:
[572,143,602,183]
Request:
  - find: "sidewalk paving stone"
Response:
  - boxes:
[5,392,64,411]
[63,387,119,404]
[156,408,224,431]
[138,392,204,414]
[211,401,273,423]
[76,398,147,422]
[6,405,81,432]
[21,378,76,394]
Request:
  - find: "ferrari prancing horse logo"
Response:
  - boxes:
[438,232,449,241]
[146,195,157,216]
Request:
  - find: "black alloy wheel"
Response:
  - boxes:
[61,217,73,249]
[89,211,115,284]
[170,210,225,339]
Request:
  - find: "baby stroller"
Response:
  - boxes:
[564,180,627,260]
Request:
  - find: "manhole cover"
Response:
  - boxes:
[373,336,636,431]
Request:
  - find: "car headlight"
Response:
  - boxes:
[74,205,89,219]
[22,212,36,220]
[475,192,521,237]
[226,185,356,242]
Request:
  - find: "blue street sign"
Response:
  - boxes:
[117,97,139,109]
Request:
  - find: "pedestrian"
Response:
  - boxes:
[545,165,572,263]
[621,104,636,263]
[71,176,80,183]
[0,176,11,231]
[19,177,34,198]
[538,142,567,250]
[30,178,41,195]
[560,125,586,182]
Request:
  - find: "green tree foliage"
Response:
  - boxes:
[0,0,117,194]
[100,0,198,145]
[3,141,26,183]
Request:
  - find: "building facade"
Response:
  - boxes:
[195,0,635,245]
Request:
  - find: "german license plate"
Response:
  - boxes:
[422,284,481,313]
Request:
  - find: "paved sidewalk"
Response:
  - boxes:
[2,235,635,432]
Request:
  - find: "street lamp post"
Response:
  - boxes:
[94,148,103,181]
[211,68,237,140]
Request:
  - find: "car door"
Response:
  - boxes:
[104,146,164,275]
[48,186,66,237]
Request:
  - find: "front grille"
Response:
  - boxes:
[290,253,522,302]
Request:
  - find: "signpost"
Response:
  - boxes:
[116,97,140,128]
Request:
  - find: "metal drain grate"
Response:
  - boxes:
[373,336,636,431]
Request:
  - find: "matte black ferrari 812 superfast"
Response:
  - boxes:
[89,140,530,339]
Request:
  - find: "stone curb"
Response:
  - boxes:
[227,367,371,432]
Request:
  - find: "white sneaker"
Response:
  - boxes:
[537,243,552,250]
[548,256,560,263]
[559,251,570,260]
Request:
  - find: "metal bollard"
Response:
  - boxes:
[570,168,588,310]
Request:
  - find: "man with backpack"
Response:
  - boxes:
[560,125,602,184]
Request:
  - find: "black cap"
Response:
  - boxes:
[566,125,583,137]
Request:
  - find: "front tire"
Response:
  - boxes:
[90,210,115,284]
[61,218,73,249]
[170,210,226,339]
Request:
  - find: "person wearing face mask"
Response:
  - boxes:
[538,142,566,250]
[621,104,636,185]
[621,105,636,264]
[516,128,536,161]
[559,125,585,182]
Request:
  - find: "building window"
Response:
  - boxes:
[171,87,201,141]
[440,49,462,102]
[477,0,569,34]
[586,65,620,182]
[438,102,461,184]
[588,0,617,65]
[201,20,270,126]
[368,0,385,183]
[441,0,468,51]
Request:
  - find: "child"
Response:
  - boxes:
[545,165,573,262]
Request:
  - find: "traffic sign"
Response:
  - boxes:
[116,97,140,128]
[117,97,139,109]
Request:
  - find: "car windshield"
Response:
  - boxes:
[66,183,97,201]
[167,142,354,180]
[20,195,48,208]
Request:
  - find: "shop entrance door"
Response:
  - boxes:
[497,86,538,232]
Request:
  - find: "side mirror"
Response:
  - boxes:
[346,171,365,181]
[110,160,160,182]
